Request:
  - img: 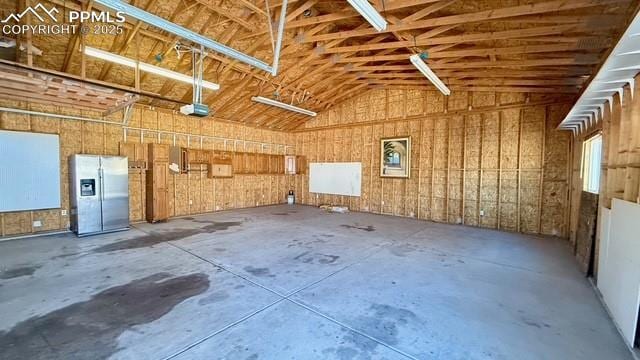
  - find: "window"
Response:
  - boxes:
[582,134,602,194]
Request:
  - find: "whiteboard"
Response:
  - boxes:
[597,199,640,347]
[309,162,361,197]
[0,130,61,212]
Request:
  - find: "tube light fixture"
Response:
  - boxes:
[84,46,220,91]
[251,96,317,117]
[85,46,135,67]
[409,54,450,96]
[347,0,387,32]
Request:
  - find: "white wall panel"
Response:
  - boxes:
[309,162,362,197]
[597,199,640,347]
[0,130,61,212]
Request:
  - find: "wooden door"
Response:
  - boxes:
[152,161,169,222]
[146,142,170,223]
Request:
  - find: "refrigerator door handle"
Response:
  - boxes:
[100,166,106,231]
[99,167,105,202]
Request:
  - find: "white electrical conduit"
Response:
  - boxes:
[0,107,295,150]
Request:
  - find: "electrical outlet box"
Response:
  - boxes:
[480,210,485,216]
[61,209,68,216]
[33,220,42,227]
[189,199,193,205]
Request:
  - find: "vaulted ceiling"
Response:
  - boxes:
[1,0,638,130]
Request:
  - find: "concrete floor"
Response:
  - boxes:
[0,205,631,360]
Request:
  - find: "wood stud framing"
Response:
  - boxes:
[292,89,572,237]
[1,0,639,242]
[0,99,295,237]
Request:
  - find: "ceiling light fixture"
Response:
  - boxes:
[84,46,220,91]
[347,0,387,32]
[251,96,317,117]
[409,53,450,96]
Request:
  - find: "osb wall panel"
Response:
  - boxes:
[295,89,571,238]
[575,191,599,274]
[0,100,294,238]
[568,75,640,276]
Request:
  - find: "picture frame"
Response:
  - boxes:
[380,136,411,178]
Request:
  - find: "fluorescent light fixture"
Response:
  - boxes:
[251,96,317,117]
[409,54,450,96]
[85,46,135,67]
[347,0,387,32]
[84,46,220,91]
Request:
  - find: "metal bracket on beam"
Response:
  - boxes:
[105,94,140,118]
[95,0,288,76]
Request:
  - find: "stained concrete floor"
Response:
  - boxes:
[0,204,631,360]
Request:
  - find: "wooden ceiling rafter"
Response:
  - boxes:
[319,22,618,55]
[96,0,162,81]
[302,0,628,43]
[192,0,324,112]
[21,0,637,130]
[281,4,459,110]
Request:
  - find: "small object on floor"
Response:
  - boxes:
[287,190,295,205]
[319,204,350,213]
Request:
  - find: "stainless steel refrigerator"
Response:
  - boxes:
[70,155,129,236]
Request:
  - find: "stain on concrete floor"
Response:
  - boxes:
[92,221,242,253]
[0,265,42,279]
[0,272,210,360]
[323,326,382,359]
[350,303,417,347]
[293,251,340,265]
[272,211,297,216]
[243,266,275,278]
[340,224,375,232]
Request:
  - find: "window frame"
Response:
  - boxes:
[581,133,603,194]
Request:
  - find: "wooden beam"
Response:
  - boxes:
[286,0,442,29]
[303,0,625,43]
[320,23,615,54]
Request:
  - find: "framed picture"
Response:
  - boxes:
[380,136,411,178]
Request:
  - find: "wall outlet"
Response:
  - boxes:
[61,209,68,216]
[480,210,485,216]
[33,220,42,228]
[189,199,193,205]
